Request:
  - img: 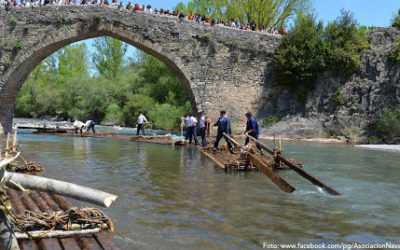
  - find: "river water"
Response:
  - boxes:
[3,126,400,249]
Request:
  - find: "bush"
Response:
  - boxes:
[263,115,278,128]
[331,86,345,106]
[148,103,185,130]
[273,14,326,88]
[341,127,360,139]
[10,17,17,25]
[229,118,242,135]
[102,104,122,125]
[13,41,23,51]
[274,10,368,92]
[324,10,366,75]
[369,107,400,139]
[392,9,400,28]
[389,38,400,62]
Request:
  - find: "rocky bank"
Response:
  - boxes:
[259,27,400,140]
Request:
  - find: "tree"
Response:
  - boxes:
[92,37,128,79]
[273,14,326,88]
[176,0,311,27]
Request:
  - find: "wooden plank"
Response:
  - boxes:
[248,136,341,195]
[277,155,342,195]
[39,238,62,250]
[80,236,103,250]
[200,150,225,169]
[30,191,52,213]
[19,240,38,250]
[95,231,121,250]
[248,153,296,193]
[59,238,81,250]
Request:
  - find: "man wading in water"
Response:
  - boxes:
[213,110,234,154]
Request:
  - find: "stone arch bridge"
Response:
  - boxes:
[0,6,280,133]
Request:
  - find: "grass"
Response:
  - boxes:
[332,86,345,106]
[13,41,23,51]
[341,127,360,139]
[10,17,17,25]
[203,33,211,42]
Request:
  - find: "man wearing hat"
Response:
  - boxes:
[213,110,234,154]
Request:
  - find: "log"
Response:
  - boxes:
[223,133,240,147]
[247,135,342,195]
[15,228,101,239]
[247,153,295,193]
[3,172,118,207]
[0,152,20,168]
[200,150,225,169]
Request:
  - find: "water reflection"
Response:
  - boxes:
[10,132,400,249]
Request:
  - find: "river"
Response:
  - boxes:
[3,123,400,249]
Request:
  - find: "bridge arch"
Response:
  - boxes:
[0,6,280,133]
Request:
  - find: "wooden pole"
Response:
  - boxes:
[3,172,118,207]
[5,132,10,158]
[200,150,225,169]
[247,135,342,195]
[279,138,282,153]
[222,133,240,147]
[12,129,17,153]
[247,153,295,193]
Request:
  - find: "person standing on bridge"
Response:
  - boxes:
[213,110,234,154]
[244,112,263,154]
[136,111,148,136]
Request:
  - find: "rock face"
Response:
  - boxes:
[261,27,400,138]
[0,6,281,133]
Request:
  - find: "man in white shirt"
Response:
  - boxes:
[136,111,148,136]
[188,114,199,145]
[73,120,85,135]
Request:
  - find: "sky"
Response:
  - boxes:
[79,0,400,62]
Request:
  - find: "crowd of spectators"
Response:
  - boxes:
[0,0,286,35]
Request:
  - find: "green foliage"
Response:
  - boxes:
[274,10,368,95]
[389,38,400,62]
[175,0,311,27]
[4,60,12,68]
[392,9,400,28]
[10,17,17,25]
[15,36,193,130]
[341,127,360,139]
[24,26,30,31]
[203,33,211,41]
[368,107,400,139]
[92,37,127,79]
[324,10,366,75]
[263,115,278,128]
[273,14,326,88]
[331,86,345,106]
[13,41,23,51]
[148,103,187,130]
[60,14,66,24]
[103,104,122,125]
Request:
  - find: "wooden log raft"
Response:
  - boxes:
[247,135,342,195]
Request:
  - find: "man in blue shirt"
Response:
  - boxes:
[244,112,263,154]
[213,110,234,154]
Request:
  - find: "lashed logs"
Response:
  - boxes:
[247,153,296,193]
[248,135,342,195]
